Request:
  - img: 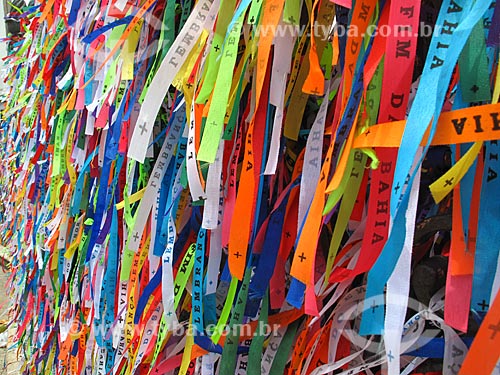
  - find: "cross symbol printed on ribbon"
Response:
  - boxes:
[138,122,148,135]
[311,87,321,95]
[488,320,500,340]
[133,232,140,242]
[478,299,489,311]
[444,177,454,187]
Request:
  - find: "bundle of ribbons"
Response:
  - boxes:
[0,0,499,374]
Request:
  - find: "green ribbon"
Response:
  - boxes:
[458,20,491,102]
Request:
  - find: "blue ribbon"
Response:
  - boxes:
[471,140,500,313]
